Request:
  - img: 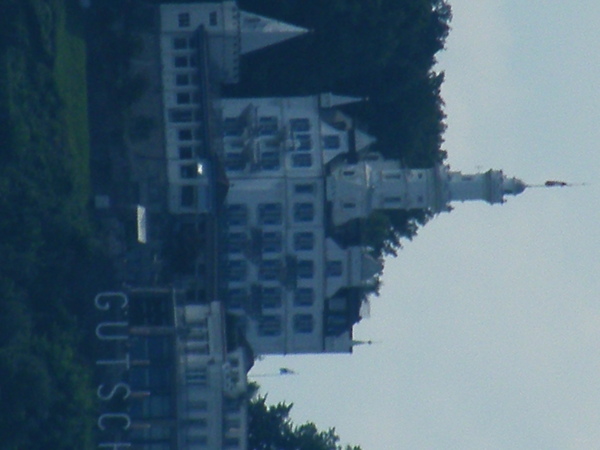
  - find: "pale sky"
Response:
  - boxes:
[251,1,600,448]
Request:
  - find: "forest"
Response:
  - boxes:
[0,0,112,447]
[0,0,450,447]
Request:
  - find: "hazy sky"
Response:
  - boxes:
[251,1,600,448]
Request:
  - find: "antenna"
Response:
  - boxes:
[528,180,589,188]
[250,368,298,378]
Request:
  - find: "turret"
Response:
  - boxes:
[327,156,528,226]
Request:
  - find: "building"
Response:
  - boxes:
[327,154,527,226]
[91,4,310,449]
[159,1,308,216]
[94,289,252,450]
[217,94,528,356]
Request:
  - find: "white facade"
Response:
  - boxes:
[159,2,308,216]
[176,302,249,450]
[219,95,382,355]
[218,94,528,355]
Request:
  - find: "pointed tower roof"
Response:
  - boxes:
[354,128,377,153]
[239,10,308,54]
[319,93,363,109]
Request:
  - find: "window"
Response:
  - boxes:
[227,288,247,309]
[225,153,246,171]
[290,118,310,132]
[343,169,355,177]
[384,173,402,180]
[186,367,208,386]
[176,92,191,105]
[297,260,314,279]
[143,395,172,418]
[258,315,281,336]
[174,56,188,68]
[292,153,312,168]
[209,11,218,26]
[294,183,315,195]
[179,146,193,159]
[259,259,282,281]
[323,135,341,149]
[326,260,343,277]
[294,288,314,306]
[260,151,280,171]
[180,164,197,179]
[258,116,278,136]
[262,287,282,309]
[223,117,242,137]
[342,202,356,209]
[262,231,282,253]
[178,129,193,141]
[293,314,314,333]
[226,204,247,226]
[293,202,314,222]
[227,260,247,282]
[180,186,195,207]
[258,203,282,225]
[224,437,240,447]
[173,37,187,49]
[384,196,402,204]
[175,74,189,86]
[295,134,312,151]
[189,54,197,67]
[170,109,193,123]
[178,12,190,27]
[293,232,314,251]
[227,232,247,254]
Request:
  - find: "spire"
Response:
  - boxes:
[239,10,309,54]
[447,169,528,205]
[319,93,363,109]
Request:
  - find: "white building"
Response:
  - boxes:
[217,94,528,356]
[156,1,528,359]
[218,94,383,355]
[159,1,308,215]
[328,155,527,226]
[176,301,249,450]
[94,290,250,450]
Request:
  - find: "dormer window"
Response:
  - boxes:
[323,135,340,149]
[178,13,190,27]
[326,261,343,277]
[290,118,310,133]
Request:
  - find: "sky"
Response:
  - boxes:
[251,1,600,449]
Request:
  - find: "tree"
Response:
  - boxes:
[249,395,362,450]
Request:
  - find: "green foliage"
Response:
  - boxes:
[0,0,105,447]
[249,395,362,450]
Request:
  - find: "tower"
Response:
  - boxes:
[327,155,528,226]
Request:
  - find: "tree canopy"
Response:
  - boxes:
[249,395,362,450]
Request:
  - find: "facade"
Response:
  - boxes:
[94,290,251,450]
[159,1,307,216]
[218,94,383,355]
